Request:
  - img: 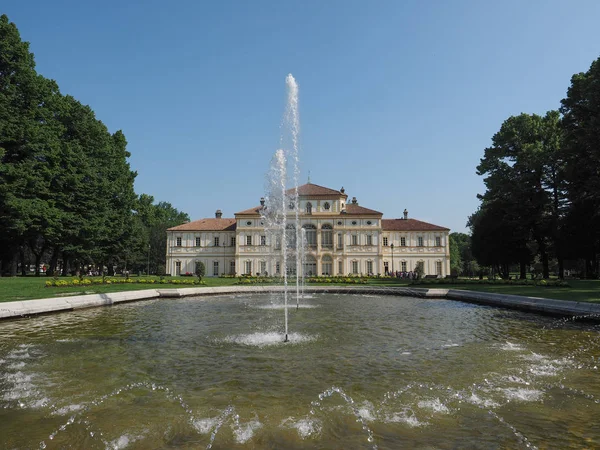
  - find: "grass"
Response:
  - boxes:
[0,276,598,303]
[0,276,237,303]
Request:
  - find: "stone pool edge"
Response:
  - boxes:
[1,286,599,321]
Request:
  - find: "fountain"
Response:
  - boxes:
[0,75,599,449]
[0,294,599,448]
[262,73,304,339]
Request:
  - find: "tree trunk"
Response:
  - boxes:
[10,257,17,277]
[519,260,527,279]
[61,252,70,277]
[49,247,60,276]
[19,247,27,276]
[557,256,564,279]
[34,253,42,276]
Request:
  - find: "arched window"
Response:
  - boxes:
[323,202,330,211]
[302,224,317,248]
[303,255,317,276]
[285,224,296,249]
[321,224,333,248]
[306,202,312,214]
[322,255,333,275]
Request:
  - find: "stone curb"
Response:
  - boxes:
[1,286,599,321]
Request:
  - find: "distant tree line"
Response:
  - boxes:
[0,15,188,276]
[468,56,600,279]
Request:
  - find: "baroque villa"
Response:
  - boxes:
[166,183,450,277]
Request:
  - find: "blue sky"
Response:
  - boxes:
[3,0,600,233]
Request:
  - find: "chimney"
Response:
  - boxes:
[215,209,222,219]
[351,197,357,204]
[403,209,408,220]
[260,197,265,206]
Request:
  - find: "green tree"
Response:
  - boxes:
[449,233,462,275]
[195,261,205,281]
[475,111,564,278]
[0,14,63,275]
[560,57,600,278]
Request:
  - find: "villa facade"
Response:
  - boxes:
[166,183,450,277]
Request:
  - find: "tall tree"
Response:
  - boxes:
[560,57,600,278]
[474,112,564,278]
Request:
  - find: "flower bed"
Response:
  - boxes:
[45,278,206,288]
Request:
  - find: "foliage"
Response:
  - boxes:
[0,15,188,277]
[45,277,206,287]
[195,261,205,282]
[560,57,600,278]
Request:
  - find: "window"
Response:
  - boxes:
[245,261,252,275]
[231,237,236,247]
[417,261,425,272]
[401,261,407,272]
[276,261,280,274]
[417,236,424,247]
[337,233,343,249]
[322,256,332,275]
[366,235,372,246]
[176,237,182,247]
[175,261,181,275]
[260,261,266,274]
[303,224,317,248]
[352,261,359,274]
[351,234,358,246]
[337,221,343,225]
[338,260,343,274]
[323,202,330,211]
[286,224,296,248]
[383,237,388,246]
[435,236,441,247]
[229,261,235,275]
[246,235,252,246]
[366,260,373,274]
[303,256,316,276]
[367,220,372,225]
[288,201,294,210]
[213,261,219,276]
[436,261,442,276]
[321,224,333,248]
[260,235,266,246]
[214,237,219,247]
[195,237,201,247]
[384,261,389,273]
[195,261,203,274]
[351,221,357,225]
[306,202,312,214]
[400,237,406,246]
[275,235,281,250]
[246,221,252,226]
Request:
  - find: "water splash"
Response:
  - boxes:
[313,386,377,449]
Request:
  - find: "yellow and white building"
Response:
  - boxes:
[166,183,450,277]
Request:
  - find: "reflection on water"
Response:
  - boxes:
[0,294,599,449]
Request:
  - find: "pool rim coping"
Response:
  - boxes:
[1,285,600,321]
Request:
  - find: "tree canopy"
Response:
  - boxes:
[471,56,600,279]
[0,14,188,276]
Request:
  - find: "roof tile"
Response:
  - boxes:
[168,218,237,231]
[382,218,449,231]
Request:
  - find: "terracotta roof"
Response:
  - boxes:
[235,205,264,215]
[168,218,237,231]
[382,218,449,231]
[287,183,346,197]
[344,204,383,215]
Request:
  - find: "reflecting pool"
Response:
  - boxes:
[1,294,599,449]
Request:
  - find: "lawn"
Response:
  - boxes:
[0,276,238,303]
[0,276,598,304]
